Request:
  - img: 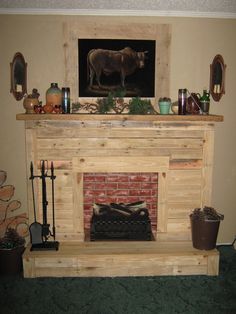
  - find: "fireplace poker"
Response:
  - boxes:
[50,161,56,241]
[41,160,51,241]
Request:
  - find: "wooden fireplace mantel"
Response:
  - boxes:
[18,113,223,277]
[16,113,223,122]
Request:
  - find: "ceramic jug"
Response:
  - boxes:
[186,93,201,114]
[23,95,39,114]
[46,83,62,107]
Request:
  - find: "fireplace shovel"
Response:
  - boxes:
[29,162,43,246]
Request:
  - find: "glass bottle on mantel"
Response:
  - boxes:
[178,88,187,115]
[46,83,62,108]
[200,89,210,115]
[61,87,70,113]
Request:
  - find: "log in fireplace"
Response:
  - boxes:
[17,114,223,277]
[90,201,152,241]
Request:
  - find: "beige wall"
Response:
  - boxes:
[0,14,235,243]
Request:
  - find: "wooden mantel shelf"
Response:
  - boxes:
[16,113,223,122]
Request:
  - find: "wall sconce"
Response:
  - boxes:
[209,54,226,102]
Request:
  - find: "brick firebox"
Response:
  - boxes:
[73,155,169,241]
[83,172,158,234]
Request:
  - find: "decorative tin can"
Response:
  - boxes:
[178,88,187,115]
[61,87,70,113]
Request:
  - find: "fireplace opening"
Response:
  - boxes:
[83,172,158,240]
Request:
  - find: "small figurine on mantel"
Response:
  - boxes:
[23,88,41,114]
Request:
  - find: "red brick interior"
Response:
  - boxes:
[83,172,158,235]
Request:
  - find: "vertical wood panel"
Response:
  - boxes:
[201,129,215,206]
[207,254,219,276]
[25,126,38,225]
[72,170,84,240]
[157,172,169,233]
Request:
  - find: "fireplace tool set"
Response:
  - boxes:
[29,160,59,251]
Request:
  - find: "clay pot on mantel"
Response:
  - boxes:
[23,96,40,114]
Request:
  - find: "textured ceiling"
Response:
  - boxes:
[0,0,236,17]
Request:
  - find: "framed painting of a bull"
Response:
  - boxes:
[63,22,171,106]
[78,39,155,97]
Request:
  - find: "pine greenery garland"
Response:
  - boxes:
[128,97,157,115]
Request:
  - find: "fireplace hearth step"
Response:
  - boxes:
[23,241,219,278]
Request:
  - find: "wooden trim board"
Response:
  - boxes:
[63,22,171,104]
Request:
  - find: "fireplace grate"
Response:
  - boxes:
[90,202,152,241]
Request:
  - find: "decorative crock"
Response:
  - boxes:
[46,83,62,107]
[23,96,39,114]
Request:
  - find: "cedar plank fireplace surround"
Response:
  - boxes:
[17,114,223,277]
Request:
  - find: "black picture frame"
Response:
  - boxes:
[78,39,156,98]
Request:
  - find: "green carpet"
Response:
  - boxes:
[0,246,235,314]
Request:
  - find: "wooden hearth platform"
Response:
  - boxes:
[23,241,219,277]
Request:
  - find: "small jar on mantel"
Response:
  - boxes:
[46,83,62,108]
[23,88,40,114]
[23,97,39,114]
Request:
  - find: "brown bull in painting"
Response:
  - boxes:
[87,47,148,88]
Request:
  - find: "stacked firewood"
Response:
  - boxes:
[93,201,149,219]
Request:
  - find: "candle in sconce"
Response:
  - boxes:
[16,84,22,92]
[214,84,221,94]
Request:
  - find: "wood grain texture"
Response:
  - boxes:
[63,22,171,104]
[23,241,219,277]
[16,113,224,122]
[18,115,222,277]
[18,117,222,242]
